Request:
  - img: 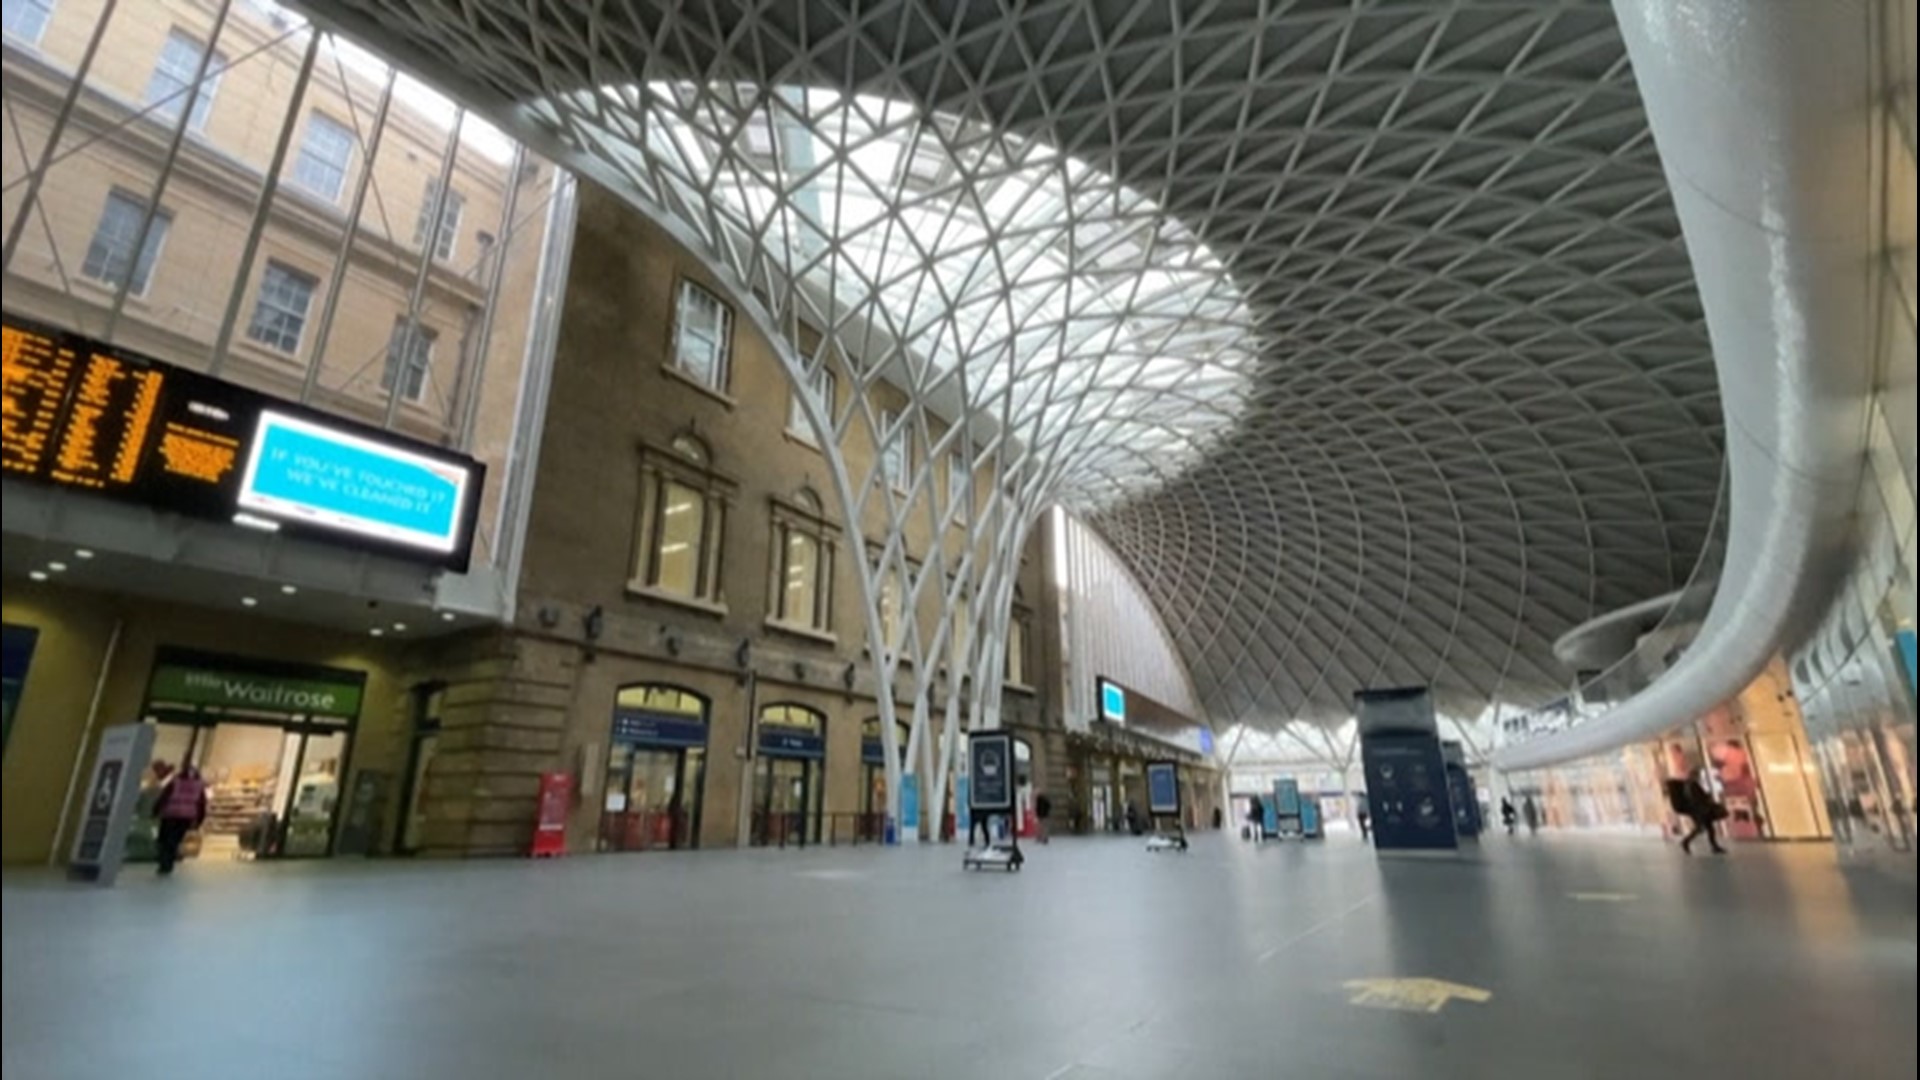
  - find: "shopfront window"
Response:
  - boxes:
[602,684,708,852]
[754,704,827,846]
[128,652,364,864]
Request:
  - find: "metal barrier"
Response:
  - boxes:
[748,811,888,848]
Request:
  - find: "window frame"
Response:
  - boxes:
[2,0,55,47]
[1005,608,1033,690]
[947,449,970,521]
[244,260,319,356]
[880,408,911,493]
[413,178,466,262]
[381,316,438,404]
[669,278,733,394]
[290,112,354,203]
[629,436,736,612]
[145,27,225,134]
[786,364,837,446]
[81,189,171,297]
[767,489,839,640]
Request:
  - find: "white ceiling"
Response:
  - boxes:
[302,0,1724,730]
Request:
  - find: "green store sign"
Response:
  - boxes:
[147,664,363,719]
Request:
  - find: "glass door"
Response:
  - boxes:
[400,732,440,854]
[627,748,681,850]
[126,721,202,863]
[756,756,820,846]
[282,730,346,857]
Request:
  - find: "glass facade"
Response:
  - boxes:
[2,0,574,572]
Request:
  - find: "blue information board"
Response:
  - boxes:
[1273,778,1302,818]
[611,708,707,748]
[239,411,470,555]
[1146,761,1180,815]
[901,774,921,830]
[1098,679,1127,723]
[1360,733,1459,851]
[1299,798,1322,838]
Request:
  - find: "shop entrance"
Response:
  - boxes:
[600,685,709,852]
[753,704,827,846]
[127,651,364,864]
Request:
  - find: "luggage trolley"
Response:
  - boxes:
[962,731,1024,872]
[1144,760,1189,853]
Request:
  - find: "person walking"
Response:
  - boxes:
[1356,807,1371,843]
[1521,795,1541,835]
[1033,791,1052,845]
[1245,796,1265,844]
[1500,796,1518,835]
[1679,768,1729,855]
[152,763,208,876]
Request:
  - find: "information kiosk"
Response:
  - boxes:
[962,731,1023,872]
[1144,760,1188,852]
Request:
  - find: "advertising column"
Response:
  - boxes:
[68,724,156,885]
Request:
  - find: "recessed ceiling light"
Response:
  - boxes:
[391,622,408,632]
[29,570,49,582]
[74,549,95,559]
[47,561,68,572]
[241,597,259,607]
[369,628,385,638]
[440,612,457,622]
[280,584,298,595]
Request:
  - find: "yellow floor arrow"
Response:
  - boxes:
[1343,977,1493,1013]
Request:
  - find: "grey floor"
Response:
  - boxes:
[3,831,1914,1080]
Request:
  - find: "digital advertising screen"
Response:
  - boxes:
[1146,761,1180,816]
[1097,677,1127,723]
[968,731,1015,813]
[2,312,482,570]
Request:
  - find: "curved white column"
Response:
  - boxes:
[1496,0,1884,770]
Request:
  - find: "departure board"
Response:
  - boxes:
[0,312,483,570]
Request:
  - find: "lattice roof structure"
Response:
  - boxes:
[309,0,1724,738]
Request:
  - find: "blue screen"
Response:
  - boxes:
[239,411,468,553]
[1100,681,1126,722]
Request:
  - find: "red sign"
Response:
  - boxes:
[530,771,572,858]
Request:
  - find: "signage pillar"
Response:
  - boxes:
[68,723,155,886]
[1356,687,1459,853]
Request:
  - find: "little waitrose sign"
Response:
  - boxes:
[148,664,363,719]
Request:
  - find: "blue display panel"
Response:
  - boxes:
[1097,677,1127,723]
[239,412,470,555]
[1146,761,1180,815]
[1,312,483,569]
[611,708,707,748]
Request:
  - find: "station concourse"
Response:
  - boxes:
[2,0,1914,1078]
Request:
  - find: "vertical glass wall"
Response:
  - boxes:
[2,0,573,570]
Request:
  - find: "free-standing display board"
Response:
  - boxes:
[1146,761,1180,816]
[1356,687,1458,852]
[968,731,1015,814]
[68,723,156,885]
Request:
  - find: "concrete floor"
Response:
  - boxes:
[3,832,1914,1079]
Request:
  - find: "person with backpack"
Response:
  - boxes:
[152,763,208,876]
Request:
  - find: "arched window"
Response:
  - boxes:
[632,435,734,607]
[768,489,837,636]
[604,684,710,852]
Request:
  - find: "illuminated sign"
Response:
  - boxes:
[1097,677,1127,723]
[2,312,481,569]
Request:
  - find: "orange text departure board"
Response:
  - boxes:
[0,311,484,570]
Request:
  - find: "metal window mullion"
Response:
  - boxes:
[208,29,320,377]
[3,0,120,272]
[301,62,397,405]
[104,0,235,341]
[452,142,529,448]
[383,105,465,429]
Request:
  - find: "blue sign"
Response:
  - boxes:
[1898,629,1917,692]
[238,410,472,556]
[611,708,706,748]
[1261,797,1279,837]
[1098,678,1127,723]
[1273,777,1302,818]
[1197,727,1215,755]
[758,724,825,759]
[1361,732,1459,852]
[901,774,920,830]
[1299,799,1321,837]
[1146,761,1180,815]
[955,775,970,834]
[861,737,883,765]
[2,623,39,753]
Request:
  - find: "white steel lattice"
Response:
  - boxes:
[304,1,1724,747]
